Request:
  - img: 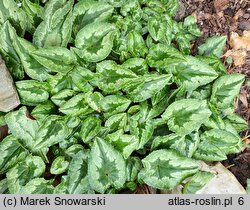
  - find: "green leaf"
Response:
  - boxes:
[173,56,218,92]
[33,115,70,151]
[105,113,127,132]
[101,0,125,8]
[183,171,214,194]
[59,93,93,116]
[67,150,94,194]
[0,179,8,194]
[198,36,227,58]
[196,55,226,76]
[80,116,101,144]
[64,144,84,158]
[138,149,199,190]
[21,0,44,33]
[73,1,114,36]
[13,37,49,81]
[147,94,169,120]
[0,21,23,79]
[151,133,181,151]
[50,156,69,175]
[53,176,68,194]
[32,47,77,74]
[120,0,142,18]
[142,0,179,16]
[70,66,94,92]
[225,114,248,132]
[47,73,75,94]
[146,44,185,69]
[210,74,245,109]
[175,33,192,54]
[6,155,45,193]
[94,60,137,94]
[148,17,173,45]
[183,16,201,37]
[5,107,39,148]
[106,130,139,159]
[151,87,169,106]
[99,95,131,117]
[0,0,28,35]
[129,113,154,149]
[0,0,246,195]
[121,58,148,75]
[19,178,54,194]
[85,91,104,112]
[170,131,200,158]
[247,179,250,194]
[162,99,211,136]
[0,112,6,127]
[16,80,49,106]
[194,129,243,161]
[152,132,200,158]
[31,101,56,120]
[64,115,81,129]
[74,22,116,62]
[165,0,180,16]
[189,84,212,100]
[126,157,142,182]
[33,0,73,47]
[88,138,126,193]
[51,89,76,106]
[0,135,28,174]
[127,30,148,58]
[122,74,171,102]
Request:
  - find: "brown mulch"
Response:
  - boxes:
[176,0,250,188]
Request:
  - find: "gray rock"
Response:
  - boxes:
[0,57,20,112]
[196,162,246,194]
[162,161,246,194]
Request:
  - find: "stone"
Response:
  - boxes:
[0,56,20,112]
[161,161,246,194]
[196,162,246,194]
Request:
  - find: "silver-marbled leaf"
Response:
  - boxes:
[80,116,101,144]
[0,135,28,174]
[16,80,49,106]
[162,99,211,136]
[32,47,77,74]
[88,138,126,193]
[210,74,245,109]
[74,22,116,62]
[6,155,45,193]
[138,149,199,190]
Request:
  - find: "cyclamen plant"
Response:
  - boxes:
[0,0,247,194]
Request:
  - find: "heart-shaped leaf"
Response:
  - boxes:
[88,138,126,193]
[138,149,199,190]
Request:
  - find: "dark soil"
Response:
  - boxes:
[177,0,250,189]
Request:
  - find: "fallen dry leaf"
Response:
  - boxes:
[204,12,212,19]
[234,9,244,20]
[224,49,247,66]
[239,90,248,108]
[230,30,250,51]
[214,0,230,12]
[245,139,250,145]
[191,12,198,22]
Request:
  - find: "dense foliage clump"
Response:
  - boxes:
[0,0,247,194]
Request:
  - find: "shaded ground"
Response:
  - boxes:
[176,0,250,188]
